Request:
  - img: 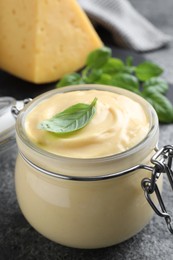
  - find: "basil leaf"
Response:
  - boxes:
[111,73,139,91]
[135,61,163,81]
[86,47,111,69]
[125,56,133,66]
[145,93,173,123]
[57,73,82,87]
[123,66,136,74]
[84,69,102,83]
[96,73,112,85]
[143,77,169,94]
[38,98,97,134]
[56,46,173,124]
[102,58,124,74]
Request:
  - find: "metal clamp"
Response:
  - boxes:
[11,98,32,119]
[141,145,173,234]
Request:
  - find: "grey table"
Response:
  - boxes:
[1,0,173,259]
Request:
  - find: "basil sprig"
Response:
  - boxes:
[38,98,97,134]
[57,47,173,123]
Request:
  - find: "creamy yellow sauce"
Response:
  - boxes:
[25,90,150,158]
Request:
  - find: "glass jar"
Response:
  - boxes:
[13,85,173,249]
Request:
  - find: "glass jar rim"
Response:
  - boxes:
[15,84,159,165]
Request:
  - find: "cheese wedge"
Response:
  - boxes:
[0,0,102,84]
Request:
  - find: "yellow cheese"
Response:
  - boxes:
[0,0,102,84]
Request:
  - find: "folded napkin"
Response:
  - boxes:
[78,0,172,52]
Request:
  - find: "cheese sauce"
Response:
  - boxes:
[25,90,150,158]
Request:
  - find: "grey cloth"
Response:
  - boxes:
[78,0,172,52]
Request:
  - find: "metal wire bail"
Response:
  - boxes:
[141,145,173,234]
[11,98,32,119]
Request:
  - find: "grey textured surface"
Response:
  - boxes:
[1,0,173,259]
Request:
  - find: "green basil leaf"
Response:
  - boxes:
[102,58,124,74]
[125,56,133,66]
[95,73,112,85]
[143,77,169,94]
[86,47,111,69]
[111,73,139,90]
[145,92,173,123]
[123,66,136,74]
[84,69,102,83]
[38,98,97,134]
[135,61,163,81]
[55,47,172,124]
[57,73,82,87]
